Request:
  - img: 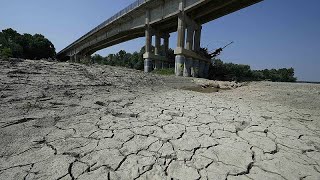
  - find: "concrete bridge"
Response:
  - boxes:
[57,0,263,78]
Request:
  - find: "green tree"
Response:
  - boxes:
[0,28,56,59]
[91,54,104,64]
[9,42,23,58]
[0,47,13,58]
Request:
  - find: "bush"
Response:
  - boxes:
[152,68,175,75]
[0,47,13,59]
[208,59,297,82]
[252,68,297,82]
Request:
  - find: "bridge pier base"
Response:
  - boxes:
[191,59,199,77]
[183,58,192,77]
[144,13,169,72]
[144,59,153,73]
[175,55,185,76]
[174,1,211,78]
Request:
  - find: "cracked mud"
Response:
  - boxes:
[0,59,320,180]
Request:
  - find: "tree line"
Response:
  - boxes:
[0,28,295,82]
[0,28,56,59]
[91,47,297,82]
[209,59,297,82]
[91,46,175,70]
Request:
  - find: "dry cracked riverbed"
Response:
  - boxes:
[0,59,320,180]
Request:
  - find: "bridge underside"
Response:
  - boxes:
[57,0,263,78]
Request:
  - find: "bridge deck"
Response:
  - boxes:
[57,0,262,59]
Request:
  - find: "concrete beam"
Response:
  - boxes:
[143,53,168,62]
[174,47,209,62]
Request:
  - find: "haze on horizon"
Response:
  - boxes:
[0,0,319,82]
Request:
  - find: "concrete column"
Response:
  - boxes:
[69,56,74,62]
[164,35,169,57]
[144,10,153,73]
[163,34,170,68]
[186,27,194,50]
[175,0,185,76]
[183,58,192,77]
[155,35,161,55]
[75,54,79,63]
[154,35,161,70]
[144,59,153,73]
[194,26,202,52]
[184,27,194,77]
[191,59,199,77]
[177,5,185,49]
[145,29,152,55]
[175,55,185,76]
[192,26,202,77]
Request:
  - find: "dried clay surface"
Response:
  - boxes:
[0,59,319,180]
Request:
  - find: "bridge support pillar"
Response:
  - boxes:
[74,54,80,63]
[144,59,153,73]
[175,0,186,76]
[69,55,74,62]
[175,55,185,76]
[154,34,162,70]
[163,34,170,68]
[144,10,153,73]
[192,26,202,78]
[184,26,194,77]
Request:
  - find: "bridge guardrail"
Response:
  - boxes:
[59,0,151,54]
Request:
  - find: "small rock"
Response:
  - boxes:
[95,101,105,106]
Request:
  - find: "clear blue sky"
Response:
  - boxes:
[1,0,319,81]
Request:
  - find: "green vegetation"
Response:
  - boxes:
[0,47,13,58]
[91,46,174,71]
[0,28,56,59]
[90,44,296,82]
[196,47,296,82]
[209,59,297,82]
[152,68,175,75]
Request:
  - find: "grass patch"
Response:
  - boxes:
[152,68,175,76]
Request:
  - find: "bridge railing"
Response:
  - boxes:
[59,0,151,54]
